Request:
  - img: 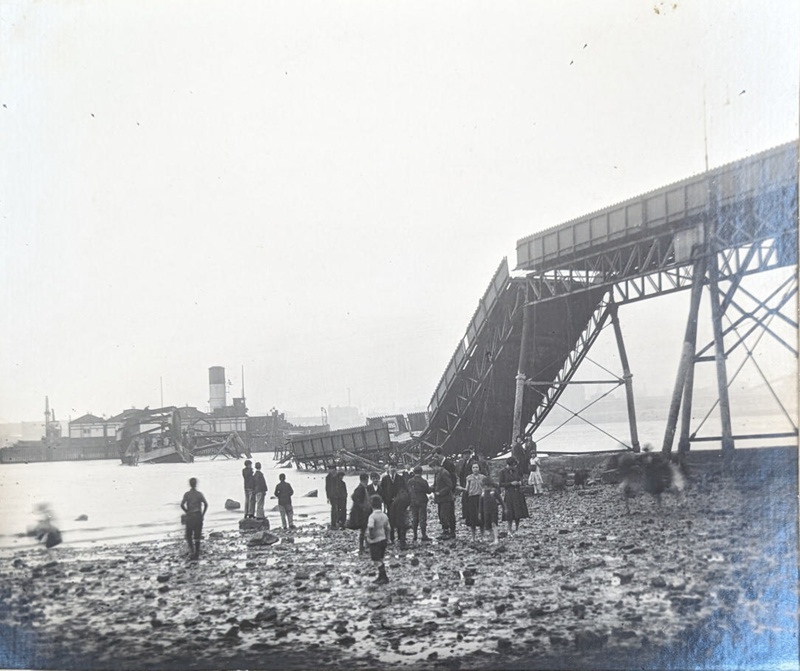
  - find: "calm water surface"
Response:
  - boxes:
[1,414,793,552]
[0,454,361,552]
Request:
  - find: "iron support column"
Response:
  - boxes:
[512,285,534,442]
[608,301,640,452]
[677,332,698,455]
[663,255,707,454]
[707,251,736,455]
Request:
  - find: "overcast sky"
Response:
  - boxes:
[1,1,797,423]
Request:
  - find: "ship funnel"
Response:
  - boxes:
[209,366,226,411]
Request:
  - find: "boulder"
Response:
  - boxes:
[225,499,241,510]
[74,514,89,522]
[247,531,279,547]
[239,517,271,531]
[304,490,318,498]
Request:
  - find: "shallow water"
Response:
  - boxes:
[0,455,363,551]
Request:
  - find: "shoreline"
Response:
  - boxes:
[0,449,797,670]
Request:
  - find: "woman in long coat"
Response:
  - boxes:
[347,473,372,553]
[499,457,529,535]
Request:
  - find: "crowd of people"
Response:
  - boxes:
[321,445,536,583]
[181,442,540,580]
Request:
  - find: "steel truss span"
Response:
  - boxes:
[422,141,798,457]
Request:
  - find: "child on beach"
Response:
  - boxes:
[181,477,208,560]
[462,462,488,541]
[274,473,295,530]
[367,494,391,584]
[479,480,504,544]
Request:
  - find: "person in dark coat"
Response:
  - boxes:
[273,473,295,529]
[380,464,405,513]
[433,447,457,490]
[388,475,411,548]
[331,471,348,530]
[368,472,382,498]
[430,460,456,539]
[347,473,373,553]
[406,466,432,542]
[499,457,529,535]
[241,460,255,518]
[253,462,268,519]
[325,464,339,530]
[512,437,529,477]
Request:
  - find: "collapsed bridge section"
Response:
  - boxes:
[422,141,798,459]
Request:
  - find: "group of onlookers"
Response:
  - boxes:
[183,444,540,579]
[318,445,537,582]
[241,460,296,529]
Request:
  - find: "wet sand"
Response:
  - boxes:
[0,451,797,670]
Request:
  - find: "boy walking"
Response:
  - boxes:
[367,494,391,584]
[274,473,295,529]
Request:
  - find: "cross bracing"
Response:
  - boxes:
[421,141,798,457]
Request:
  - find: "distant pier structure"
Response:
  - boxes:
[421,141,798,459]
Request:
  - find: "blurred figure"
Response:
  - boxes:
[30,503,62,551]
[574,469,590,488]
[618,449,687,513]
[181,478,208,560]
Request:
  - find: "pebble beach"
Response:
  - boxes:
[1,449,797,671]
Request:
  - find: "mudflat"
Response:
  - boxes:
[1,451,797,670]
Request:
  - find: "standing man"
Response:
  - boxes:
[430,460,456,540]
[241,460,255,519]
[274,473,295,530]
[367,472,382,498]
[181,477,208,560]
[406,465,432,542]
[331,471,348,530]
[325,464,339,530]
[253,462,268,520]
[379,464,404,514]
[432,447,457,490]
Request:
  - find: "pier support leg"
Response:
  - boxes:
[707,252,735,456]
[609,301,640,452]
[663,256,706,454]
[512,287,534,443]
